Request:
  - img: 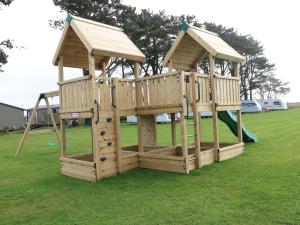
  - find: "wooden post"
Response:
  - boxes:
[168,60,173,72]
[58,57,66,156]
[102,61,107,84]
[209,54,219,161]
[89,53,101,180]
[191,72,202,168]
[134,62,144,153]
[180,71,189,174]
[234,62,243,143]
[112,78,122,173]
[102,61,107,76]
[44,97,61,145]
[15,96,41,156]
[170,113,176,146]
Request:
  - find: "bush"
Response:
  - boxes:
[0,127,10,134]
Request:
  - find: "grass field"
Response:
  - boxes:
[1,109,300,225]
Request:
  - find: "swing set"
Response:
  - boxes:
[16,91,61,155]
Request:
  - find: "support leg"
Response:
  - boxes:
[112,78,122,173]
[44,97,61,145]
[16,96,41,156]
[60,119,66,156]
[191,72,201,168]
[180,112,189,174]
[171,113,176,146]
[237,110,243,143]
[212,110,220,161]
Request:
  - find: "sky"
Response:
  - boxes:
[0,0,299,109]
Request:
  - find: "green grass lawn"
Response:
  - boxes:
[1,109,300,225]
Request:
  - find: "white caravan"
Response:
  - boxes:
[241,100,263,113]
[127,114,171,124]
[257,99,288,110]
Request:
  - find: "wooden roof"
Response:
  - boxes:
[53,15,145,69]
[163,23,244,70]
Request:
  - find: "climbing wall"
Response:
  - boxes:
[95,82,118,179]
[96,113,117,178]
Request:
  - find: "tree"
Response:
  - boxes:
[0,0,14,72]
[259,74,290,99]
[51,1,290,99]
[124,10,197,75]
[198,22,288,100]
[0,0,13,7]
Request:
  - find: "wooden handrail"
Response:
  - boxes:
[58,75,92,85]
[215,75,240,80]
[135,71,178,81]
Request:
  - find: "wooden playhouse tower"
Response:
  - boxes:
[45,16,253,182]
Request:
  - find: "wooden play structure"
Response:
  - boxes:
[17,15,257,182]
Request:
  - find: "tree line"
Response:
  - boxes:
[0,0,14,72]
[23,0,290,100]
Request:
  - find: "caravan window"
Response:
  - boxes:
[264,102,268,105]
[241,103,245,106]
[273,101,281,106]
[247,102,256,107]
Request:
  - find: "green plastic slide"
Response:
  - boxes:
[218,111,257,143]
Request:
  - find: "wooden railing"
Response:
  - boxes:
[96,78,136,115]
[216,75,240,106]
[59,73,241,116]
[136,72,182,108]
[59,75,93,113]
[116,79,136,115]
[183,72,211,111]
[97,78,113,112]
[194,73,211,105]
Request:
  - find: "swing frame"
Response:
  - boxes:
[15,91,61,156]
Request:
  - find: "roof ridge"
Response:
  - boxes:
[189,24,219,36]
[0,102,24,110]
[181,22,218,36]
[69,14,123,32]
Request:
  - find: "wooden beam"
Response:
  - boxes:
[234,62,243,143]
[92,49,144,62]
[102,61,107,76]
[134,62,144,154]
[15,96,41,156]
[209,54,220,161]
[180,71,189,174]
[44,97,61,146]
[170,113,176,146]
[168,60,173,72]
[89,54,101,180]
[112,78,122,173]
[44,90,59,98]
[191,72,202,168]
[58,57,66,157]
[52,23,70,65]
